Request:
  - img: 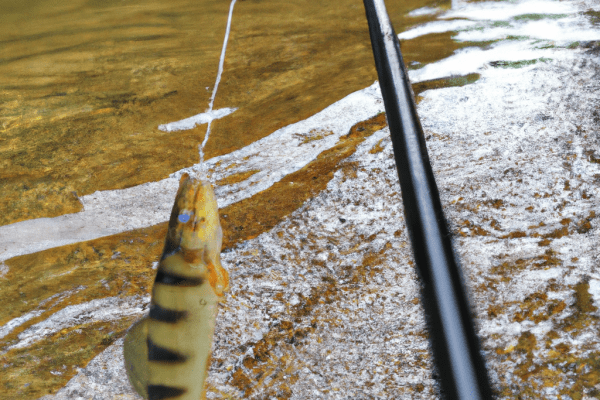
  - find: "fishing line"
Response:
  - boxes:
[198,0,238,175]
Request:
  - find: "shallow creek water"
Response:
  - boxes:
[0,0,460,227]
[1,0,600,399]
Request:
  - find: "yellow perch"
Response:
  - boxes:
[124,173,229,400]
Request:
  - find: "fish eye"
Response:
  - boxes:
[178,213,191,223]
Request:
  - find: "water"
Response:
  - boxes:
[2,0,600,399]
[0,0,448,227]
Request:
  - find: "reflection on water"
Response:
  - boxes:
[0,0,232,225]
[3,0,600,398]
[0,0,454,226]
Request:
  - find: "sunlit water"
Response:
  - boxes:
[0,0,446,226]
[1,0,600,398]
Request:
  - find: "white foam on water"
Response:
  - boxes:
[396,0,600,85]
[8,295,149,350]
[454,18,600,43]
[442,0,578,21]
[0,287,84,341]
[399,0,598,50]
[408,40,562,83]
[158,107,237,132]
[0,310,46,341]
[398,19,479,40]
[407,6,440,17]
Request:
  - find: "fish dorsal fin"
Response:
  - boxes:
[123,316,149,399]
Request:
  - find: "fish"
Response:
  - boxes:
[124,172,229,400]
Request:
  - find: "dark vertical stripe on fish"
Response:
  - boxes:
[160,241,180,261]
[154,270,204,287]
[162,181,185,260]
[149,303,188,323]
[147,338,188,363]
[148,385,187,400]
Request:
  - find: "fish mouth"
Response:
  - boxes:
[172,174,220,252]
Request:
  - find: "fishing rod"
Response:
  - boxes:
[362,1,494,399]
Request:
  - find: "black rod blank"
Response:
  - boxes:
[362,1,493,399]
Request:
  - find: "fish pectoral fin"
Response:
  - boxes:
[123,316,150,400]
[206,260,229,297]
